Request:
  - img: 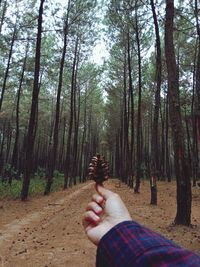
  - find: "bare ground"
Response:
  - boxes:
[0,179,199,267]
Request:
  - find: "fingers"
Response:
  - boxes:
[82,209,95,231]
[86,202,103,215]
[83,192,104,229]
[96,184,114,200]
[83,210,100,227]
[92,193,104,204]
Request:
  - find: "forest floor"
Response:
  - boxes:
[0,179,200,267]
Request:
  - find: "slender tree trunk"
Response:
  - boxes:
[44,6,70,194]
[79,89,87,183]
[64,37,79,189]
[127,30,135,184]
[165,0,192,226]
[191,40,198,186]
[150,0,161,204]
[193,0,200,184]
[134,4,142,193]
[72,47,80,185]
[11,43,29,176]
[165,93,171,181]
[21,0,45,201]
[0,20,17,111]
[122,50,129,183]
[72,83,80,185]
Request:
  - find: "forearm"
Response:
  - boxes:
[96,221,200,267]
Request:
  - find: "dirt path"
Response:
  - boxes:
[0,179,200,267]
[0,182,96,267]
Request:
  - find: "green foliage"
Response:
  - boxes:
[53,169,63,179]
[52,170,64,191]
[2,164,18,180]
[34,167,45,179]
[0,180,22,199]
[3,163,12,172]
[28,177,46,196]
[0,171,64,199]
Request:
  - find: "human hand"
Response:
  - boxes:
[82,184,132,246]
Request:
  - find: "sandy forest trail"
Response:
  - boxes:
[0,179,200,267]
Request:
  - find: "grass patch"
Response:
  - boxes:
[0,173,64,200]
[0,180,22,199]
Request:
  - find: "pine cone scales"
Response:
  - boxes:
[88,154,109,184]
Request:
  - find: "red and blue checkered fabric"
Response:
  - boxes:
[96,221,200,267]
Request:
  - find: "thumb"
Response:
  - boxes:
[96,184,114,200]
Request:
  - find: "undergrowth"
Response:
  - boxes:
[0,172,64,200]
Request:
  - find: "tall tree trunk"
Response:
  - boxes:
[21,0,45,201]
[79,89,87,183]
[127,29,135,184]
[64,37,79,189]
[191,39,198,186]
[44,6,70,195]
[122,50,129,183]
[72,82,80,185]
[193,0,200,184]
[150,0,161,205]
[134,4,142,193]
[165,93,171,181]
[72,46,80,185]
[11,43,29,176]
[165,0,192,226]
[0,19,17,111]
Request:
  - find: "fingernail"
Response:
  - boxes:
[97,196,103,203]
[95,207,102,214]
[94,214,100,221]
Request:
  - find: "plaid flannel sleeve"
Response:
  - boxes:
[96,221,200,267]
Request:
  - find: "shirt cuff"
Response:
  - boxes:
[96,220,178,267]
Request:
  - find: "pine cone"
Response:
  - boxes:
[88,154,109,185]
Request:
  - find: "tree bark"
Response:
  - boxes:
[127,29,135,184]
[21,0,45,201]
[193,0,200,184]
[0,19,17,111]
[165,0,192,226]
[134,4,142,193]
[44,5,70,195]
[150,0,162,205]
[79,88,87,183]
[64,37,79,189]
[72,46,80,185]
[11,43,29,175]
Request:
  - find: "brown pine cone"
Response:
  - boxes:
[88,154,109,185]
